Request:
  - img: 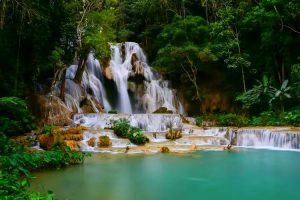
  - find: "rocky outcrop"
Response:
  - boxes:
[28,94,73,126]
[166,129,182,140]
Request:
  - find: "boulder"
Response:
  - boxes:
[161,146,170,153]
[87,137,96,147]
[98,136,112,147]
[28,94,73,126]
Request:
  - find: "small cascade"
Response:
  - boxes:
[234,128,300,149]
[74,113,183,132]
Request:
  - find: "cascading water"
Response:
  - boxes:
[234,128,300,149]
[108,42,184,114]
[56,42,184,114]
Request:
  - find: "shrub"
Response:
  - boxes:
[0,97,36,136]
[112,119,149,145]
[108,109,118,114]
[128,127,149,145]
[112,119,131,138]
[217,113,249,127]
[195,116,204,126]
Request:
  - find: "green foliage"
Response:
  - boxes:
[217,113,249,127]
[0,134,87,199]
[250,108,300,126]
[195,116,204,127]
[42,124,56,136]
[108,109,118,114]
[128,127,149,145]
[0,97,36,136]
[195,113,249,127]
[236,75,275,110]
[112,119,131,138]
[112,119,149,145]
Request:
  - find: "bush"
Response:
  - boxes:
[195,116,204,126]
[108,109,118,114]
[112,119,131,138]
[217,113,249,127]
[0,97,36,136]
[112,119,149,145]
[249,108,300,126]
[128,127,149,145]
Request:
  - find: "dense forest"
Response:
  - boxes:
[1,0,300,116]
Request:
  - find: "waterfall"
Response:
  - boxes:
[107,42,184,114]
[54,42,184,114]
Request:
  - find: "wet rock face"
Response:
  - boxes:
[28,94,73,126]
[98,136,112,147]
[80,96,104,113]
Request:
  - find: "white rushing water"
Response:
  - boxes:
[74,113,183,132]
[55,42,184,114]
[234,128,300,149]
[74,113,300,152]
[108,42,184,113]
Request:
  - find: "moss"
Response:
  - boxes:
[153,107,173,114]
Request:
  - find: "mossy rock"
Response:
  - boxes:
[98,136,112,147]
[161,146,170,153]
[66,126,86,135]
[38,134,54,150]
[153,107,173,114]
[87,137,96,147]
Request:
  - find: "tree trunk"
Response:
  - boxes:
[74,48,89,84]
[60,68,66,102]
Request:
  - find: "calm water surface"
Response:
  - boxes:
[30,149,300,200]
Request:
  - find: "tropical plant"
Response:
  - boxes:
[269,80,292,111]
[0,97,36,136]
[236,75,275,111]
